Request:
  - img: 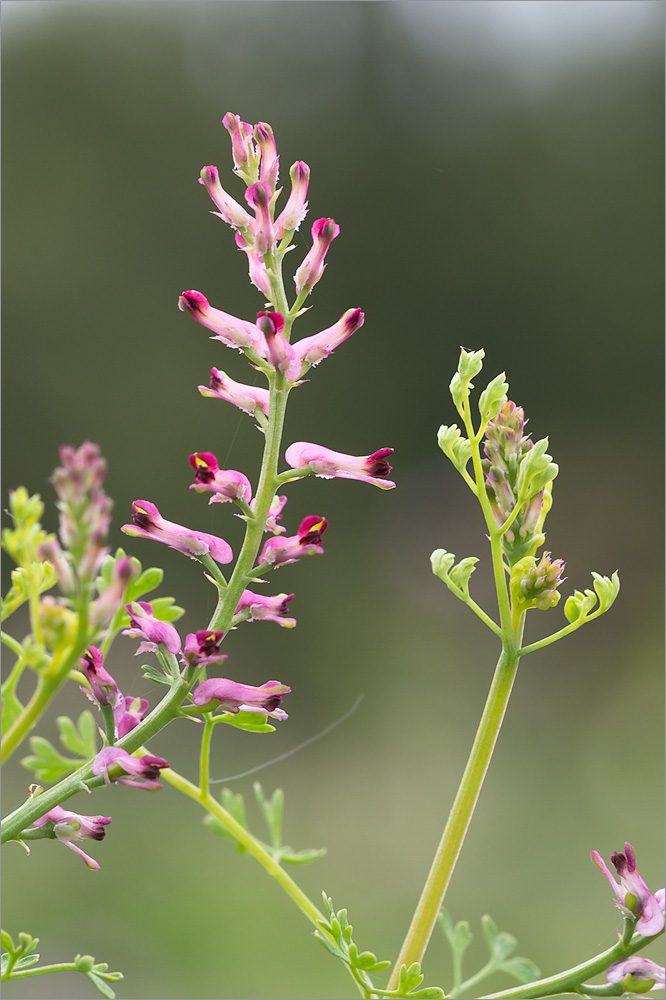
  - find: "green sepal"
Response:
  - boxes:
[56,711,98,759]
[478,372,509,425]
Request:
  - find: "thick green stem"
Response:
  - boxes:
[387,647,520,989]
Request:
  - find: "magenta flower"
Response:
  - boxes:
[255,311,302,382]
[259,515,327,568]
[591,843,665,935]
[191,677,291,719]
[255,121,280,190]
[235,231,272,297]
[33,805,112,870]
[182,630,228,667]
[275,160,310,238]
[222,112,258,176]
[122,600,182,655]
[606,957,665,990]
[178,290,262,354]
[113,694,150,739]
[79,646,121,708]
[294,308,364,367]
[189,452,253,505]
[199,368,270,418]
[122,500,233,565]
[235,590,296,628]
[284,442,395,489]
[199,165,254,231]
[294,218,340,296]
[245,181,275,255]
[92,747,169,791]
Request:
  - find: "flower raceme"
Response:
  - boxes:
[189,452,253,505]
[259,515,327,568]
[92,748,169,791]
[284,443,395,489]
[191,678,291,719]
[121,500,233,565]
[32,806,112,871]
[591,842,665,936]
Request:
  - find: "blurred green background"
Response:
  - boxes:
[2,2,663,998]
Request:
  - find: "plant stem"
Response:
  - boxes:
[387,646,520,989]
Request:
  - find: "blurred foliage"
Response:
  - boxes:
[2,3,663,999]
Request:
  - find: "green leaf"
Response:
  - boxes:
[124,566,164,603]
[491,930,517,962]
[1,930,15,953]
[254,783,283,847]
[1,682,24,734]
[499,955,541,982]
[13,954,40,970]
[57,712,98,758]
[481,913,499,949]
[478,371,509,424]
[141,663,172,686]
[21,736,85,783]
[278,846,327,865]
[86,971,117,999]
[449,557,479,595]
[218,711,276,733]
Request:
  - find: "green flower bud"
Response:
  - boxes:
[431,549,456,581]
[510,553,566,612]
[478,372,509,425]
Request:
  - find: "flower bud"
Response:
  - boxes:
[510,553,565,612]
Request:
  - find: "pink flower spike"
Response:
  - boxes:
[199,368,270,419]
[113,694,150,739]
[235,231,272,297]
[189,452,253,505]
[198,166,254,231]
[33,805,111,870]
[285,442,395,489]
[275,161,310,238]
[122,500,233,565]
[255,122,280,191]
[294,308,364,367]
[182,630,228,667]
[294,218,340,296]
[79,646,121,708]
[178,291,262,354]
[256,311,302,382]
[591,843,665,936]
[92,747,169,791]
[223,112,259,176]
[192,677,291,719]
[259,515,327,568]
[245,182,275,256]
[236,590,296,628]
[122,600,182,655]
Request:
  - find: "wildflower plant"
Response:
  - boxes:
[1,114,662,1000]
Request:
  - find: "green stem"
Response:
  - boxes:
[158,762,367,998]
[3,963,91,980]
[386,646,520,989]
[199,716,214,796]
[485,930,663,999]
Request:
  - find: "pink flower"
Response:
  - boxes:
[198,165,254,230]
[294,218,340,296]
[606,957,665,990]
[275,161,310,238]
[181,630,228,668]
[259,515,327,568]
[178,290,262,354]
[294,308,364,367]
[284,442,395,489]
[198,368,270,418]
[113,694,150,739]
[122,600,182,655]
[245,182,275,255]
[90,556,138,628]
[192,677,291,719]
[255,121,280,190]
[33,805,112,870]
[235,590,296,628]
[189,452,253,505]
[79,646,121,708]
[255,312,302,382]
[92,747,169,791]
[235,231,272,296]
[222,112,258,176]
[122,500,233,565]
[591,843,665,936]
[250,493,288,534]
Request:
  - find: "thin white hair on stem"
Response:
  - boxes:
[209,693,364,784]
